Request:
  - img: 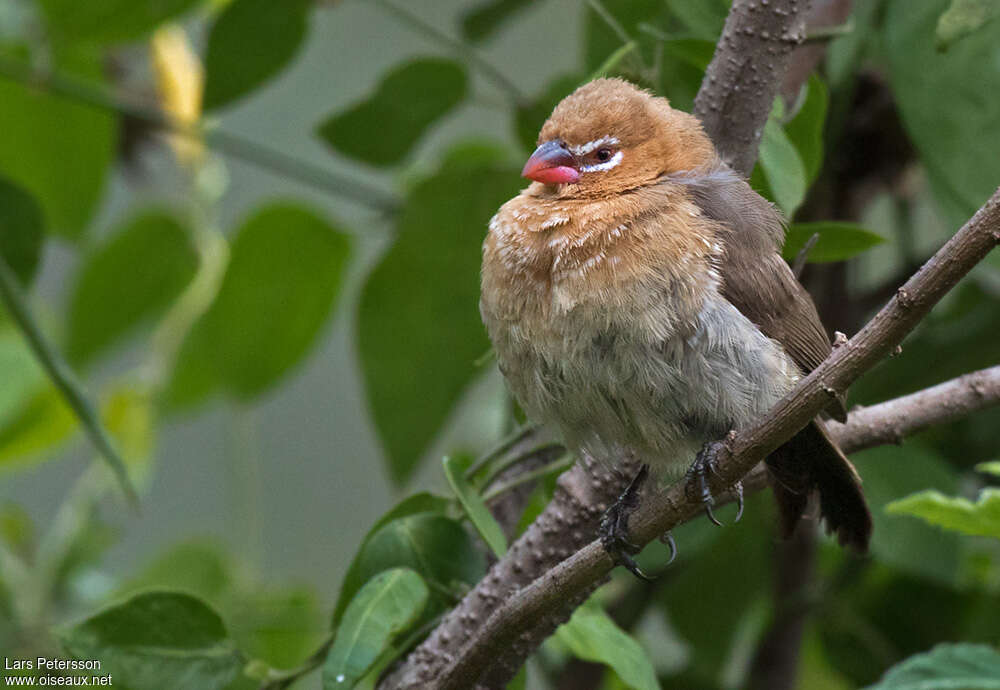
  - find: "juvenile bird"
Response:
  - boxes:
[480,79,871,577]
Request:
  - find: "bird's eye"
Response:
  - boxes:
[595,148,613,162]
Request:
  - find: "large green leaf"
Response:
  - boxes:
[59,591,245,690]
[167,203,350,404]
[866,643,1000,689]
[936,0,1000,50]
[0,50,115,239]
[887,488,1000,539]
[358,149,521,484]
[323,569,429,689]
[782,222,886,264]
[784,74,829,184]
[442,454,507,557]
[885,0,1000,229]
[756,116,807,219]
[36,0,200,44]
[317,58,468,167]
[332,493,453,626]
[555,600,661,690]
[335,514,485,629]
[0,175,45,286]
[66,211,198,366]
[203,0,310,110]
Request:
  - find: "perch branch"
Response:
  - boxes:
[428,184,1000,690]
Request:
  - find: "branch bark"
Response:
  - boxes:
[428,185,1000,690]
[694,0,812,176]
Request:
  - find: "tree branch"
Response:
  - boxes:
[380,0,998,685]
[828,365,1000,451]
[427,185,1000,689]
[694,0,813,176]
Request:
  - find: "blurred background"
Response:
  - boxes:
[0,0,999,688]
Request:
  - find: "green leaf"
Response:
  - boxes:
[886,488,1000,539]
[203,0,310,110]
[782,222,886,263]
[323,569,429,689]
[442,454,507,557]
[756,116,807,218]
[865,643,1000,689]
[318,59,468,167]
[168,203,350,403]
[0,258,135,502]
[332,493,452,626]
[0,330,45,427]
[515,73,583,152]
[358,149,522,484]
[335,514,485,629]
[885,0,1000,229]
[36,0,200,44]
[852,444,963,584]
[66,211,198,367]
[0,387,76,469]
[784,74,829,184]
[460,0,533,42]
[664,0,729,40]
[0,175,45,286]
[977,462,1000,478]
[0,51,114,239]
[555,600,661,690]
[582,0,667,73]
[936,0,1000,50]
[59,591,245,690]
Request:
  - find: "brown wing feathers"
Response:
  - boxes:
[681,167,872,550]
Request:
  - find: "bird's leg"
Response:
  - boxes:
[686,438,744,526]
[599,464,654,581]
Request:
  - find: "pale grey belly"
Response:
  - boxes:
[497,296,798,478]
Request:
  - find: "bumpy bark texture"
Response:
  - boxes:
[694,0,811,177]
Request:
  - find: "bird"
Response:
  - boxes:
[479,78,872,578]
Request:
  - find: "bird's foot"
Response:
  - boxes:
[686,438,744,527]
[599,464,654,581]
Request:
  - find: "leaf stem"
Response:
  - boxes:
[0,255,138,507]
[463,423,539,479]
[481,453,574,504]
[373,0,529,106]
[0,54,400,213]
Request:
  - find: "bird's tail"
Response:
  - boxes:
[765,420,872,551]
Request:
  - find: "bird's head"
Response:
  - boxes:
[521,78,715,197]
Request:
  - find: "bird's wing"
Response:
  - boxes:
[673,167,847,420]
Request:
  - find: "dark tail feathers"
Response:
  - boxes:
[765,420,872,552]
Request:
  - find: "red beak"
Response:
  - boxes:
[521,140,580,184]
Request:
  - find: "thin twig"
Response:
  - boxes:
[0,255,138,508]
[0,55,400,213]
[482,453,574,504]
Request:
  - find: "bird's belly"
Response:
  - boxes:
[493,292,799,477]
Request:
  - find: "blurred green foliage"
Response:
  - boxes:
[0,0,998,688]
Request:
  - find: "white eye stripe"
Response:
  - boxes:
[579,150,623,173]
[568,135,619,156]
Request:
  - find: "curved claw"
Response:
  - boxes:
[660,531,678,565]
[619,552,656,582]
[733,480,745,523]
[704,500,724,527]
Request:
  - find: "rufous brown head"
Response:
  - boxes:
[521,78,715,197]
